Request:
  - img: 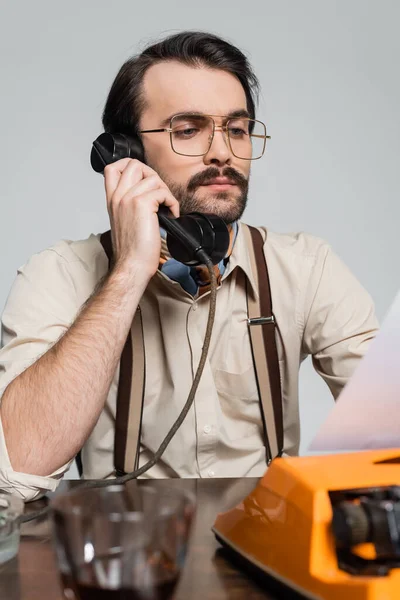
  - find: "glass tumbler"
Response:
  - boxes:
[0,492,24,564]
[50,483,196,600]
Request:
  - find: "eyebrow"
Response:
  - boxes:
[159,109,251,127]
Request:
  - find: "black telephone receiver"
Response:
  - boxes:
[90,132,230,266]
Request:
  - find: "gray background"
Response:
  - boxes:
[1,1,399,478]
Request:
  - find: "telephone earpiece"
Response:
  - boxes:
[90,132,230,266]
[90,132,145,173]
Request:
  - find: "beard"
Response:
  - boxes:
[156,166,249,224]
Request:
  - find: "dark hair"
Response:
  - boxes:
[102,31,260,136]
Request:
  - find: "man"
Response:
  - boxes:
[0,32,378,501]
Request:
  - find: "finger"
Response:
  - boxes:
[122,175,163,200]
[119,159,166,187]
[108,159,166,208]
[109,162,171,205]
[165,195,180,218]
[103,158,133,203]
[119,187,180,219]
[112,159,148,202]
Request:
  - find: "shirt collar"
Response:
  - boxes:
[224,221,259,299]
[160,220,260,299]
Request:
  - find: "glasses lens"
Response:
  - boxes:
[227,118,267,159]
[170,114,213,156]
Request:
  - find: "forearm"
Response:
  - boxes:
[0,264,148,476]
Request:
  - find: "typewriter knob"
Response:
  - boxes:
[332,502,370,547]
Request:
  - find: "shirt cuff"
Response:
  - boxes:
[0,415,70,502]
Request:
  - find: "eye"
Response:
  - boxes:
[228,127,247,137]
[173,127,200,139]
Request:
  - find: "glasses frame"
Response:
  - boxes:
[139,113,270,160]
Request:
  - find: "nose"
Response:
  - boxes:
[203,126,232,167]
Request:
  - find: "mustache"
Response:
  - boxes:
[187,167,248,193]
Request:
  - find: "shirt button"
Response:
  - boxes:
[208,470,215,478]
[203,424,211,434]
[192,303,198,311]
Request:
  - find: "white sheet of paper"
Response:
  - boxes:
[309,290,400,452]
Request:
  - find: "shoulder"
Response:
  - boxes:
[15,234,109,305]
[265,229,330,259]
[241,223,331,264]
[238,223,337,312]
[38,233,107,267]
[21,233,107,273]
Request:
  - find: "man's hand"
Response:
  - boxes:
[104,158,180,281]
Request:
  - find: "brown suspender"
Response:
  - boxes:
[243,225,284,463]
[99,224,283,476]
[100,231,146,475]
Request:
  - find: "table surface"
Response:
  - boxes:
[0,477,289,600]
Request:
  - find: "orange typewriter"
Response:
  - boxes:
[213,449,400,599]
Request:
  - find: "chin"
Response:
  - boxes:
[202,193,246,224]
[180,191,245,223]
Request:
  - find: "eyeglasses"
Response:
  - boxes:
[139,113,270,160]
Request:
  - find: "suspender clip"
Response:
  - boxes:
[248,315,275,326]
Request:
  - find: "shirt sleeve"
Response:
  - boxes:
[0,248,80,501]
[302,244,379,398]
